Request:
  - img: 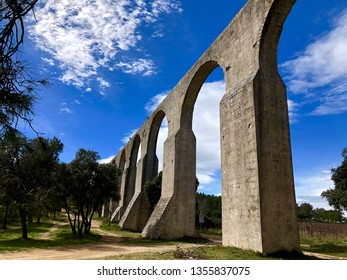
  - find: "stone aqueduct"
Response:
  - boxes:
[105,0,300,254]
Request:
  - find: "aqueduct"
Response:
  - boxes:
[106,0,300,254]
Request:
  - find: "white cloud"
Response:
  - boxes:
[193,81,224,188]
[122,128,138,144]
[287,99,299,123]
[41,57,55,66]
[296,196,333,210]
[295,169,334,197]
[115,58,156,76]
[60,107,73,114]
[97,77,111,89]
[145,92,168,113]
[28,0,182,87]
[99,155,116,164]
[310,83,347,115]
[282,9,347,115]
[139,80,225,191]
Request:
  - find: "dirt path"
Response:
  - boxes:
[1,221,345,260]
[0,220,197,260]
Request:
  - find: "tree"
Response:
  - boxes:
[196,193,222,229]
[144,172,200,210]
[322,147,347,213]
[144,171,162,210]
[61,149,120,237]
[297,203,314,220]
[0,136,63,238]
[0,0,47,138]
[313,208,343,223]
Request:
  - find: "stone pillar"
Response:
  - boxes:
[220,70,300,253]
[110,167,129,222]
[142,127,196,239]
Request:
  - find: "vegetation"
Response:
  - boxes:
[300,234,347,258]
[196,193,222,229]
[144,172,200,210]
[0,136,63,238]
[144,171,162,210]
[0,221,100,252]
[54,149,121,237]
[0,138,120,239]
[322,147,347,213]
[297,203,344,223]
[0,0,47,138]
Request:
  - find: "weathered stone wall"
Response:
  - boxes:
[108,0,300,254]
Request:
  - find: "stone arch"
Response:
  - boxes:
[119,111,171,231]
[123,134,141,212]
[113,0,300,254]
[181,61,221,129]
[145,109,167,180]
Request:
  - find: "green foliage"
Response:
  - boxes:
[0,0,48,138]
[322,147,347,213]
[300,234,347,258]
[57,149,121,237]
[312,208,343,223]
[0,222,100,252]
[297,202,344,223]
[297,203,314,220]
[0,136,63,238]
[144,172,200,210]
[144,172,162,210]
[196,193,222,229]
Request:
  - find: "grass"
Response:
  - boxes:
[98,218,207,246]
[0,222,53,240]
[0,222,100,252]
[300,234,347,258]
[1,218,346,260]
[101,245,317,260]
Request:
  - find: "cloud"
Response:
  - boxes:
[141,80,225,192]
[281,9,347,115]
[99,155,116,164]
[145,92,168,113]
[28,0,182,87]
[310,83,347,115]
[122,128,138,144]
[60,107,73,114]
[287,99,300,123]
[296,196,333,210]
[41,57,55,66]
[97,77,111,89]
[295,169,334,197]
[115,58,156,76]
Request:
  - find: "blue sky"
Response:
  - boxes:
[20,0,347,210]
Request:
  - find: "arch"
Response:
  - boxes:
[147,110,167,162]
[123,134,141,210]
[118,149,126,171]
[114,0,300,254]
[181,61,220,129]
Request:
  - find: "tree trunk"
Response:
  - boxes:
[18,206,28,239]
[77,209,84,238]
[84,211,94,234]
[65,206,77,235]
[37,214,41,224]
[2,202,10,229]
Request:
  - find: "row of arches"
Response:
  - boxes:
[104,0,300,254]
[108,61,223,233]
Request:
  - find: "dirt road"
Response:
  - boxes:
[1,221,344,260]
[0,221,196,260]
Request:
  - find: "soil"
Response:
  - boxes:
[0,220,200,260]
[0,221,345,260]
